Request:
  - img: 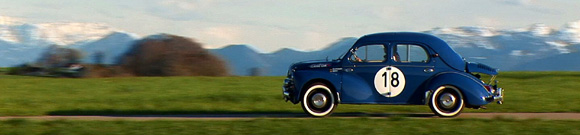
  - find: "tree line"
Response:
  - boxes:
[8,34,229,77]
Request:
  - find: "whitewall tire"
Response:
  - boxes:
[301,83,337,117]
[429,85,464,117]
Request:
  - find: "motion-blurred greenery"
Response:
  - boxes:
[0,118,579,135]
[0,72,579,116]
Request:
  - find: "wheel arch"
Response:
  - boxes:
[298,78,340,104]
[426,72,491,106]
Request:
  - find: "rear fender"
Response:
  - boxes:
[426,72,492,106]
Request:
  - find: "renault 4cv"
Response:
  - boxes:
[282,32,504,117]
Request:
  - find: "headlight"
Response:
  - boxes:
[287,69,295,79]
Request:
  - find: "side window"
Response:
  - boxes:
[350,44,386,63]
[394,44,429,63]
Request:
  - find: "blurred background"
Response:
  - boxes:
[1,0,579,77]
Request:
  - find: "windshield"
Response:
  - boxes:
[335,51,348,61]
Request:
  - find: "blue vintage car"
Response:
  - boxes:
[283,32,504,117]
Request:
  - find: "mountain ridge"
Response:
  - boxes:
[0,16,123,46]
[1,15,579,75]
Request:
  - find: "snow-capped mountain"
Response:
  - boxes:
[214,22,580,76]
[556,21,580,44]
[1,15,579,75]
[528,23,552,36]
[0,16,136,66]
[0,16,119,46]
[422,22,580,71]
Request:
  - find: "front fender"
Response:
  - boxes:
[292,70,341,103]
[426,72,492,106]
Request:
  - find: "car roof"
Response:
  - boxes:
[354,32,465,71]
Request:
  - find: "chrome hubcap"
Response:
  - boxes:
[311,93,327,108]
[439,93,456,109]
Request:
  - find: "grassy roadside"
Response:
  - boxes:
[0,118,579,135]
[0,72,579,116]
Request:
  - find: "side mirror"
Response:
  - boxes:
[432,54,439,57]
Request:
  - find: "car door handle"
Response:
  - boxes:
[345,68,354,72]
[424,68,434,73]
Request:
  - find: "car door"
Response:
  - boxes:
[387,43,436,104]
[340,44,391,103]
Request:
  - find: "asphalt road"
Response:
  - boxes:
[0,113,579,121]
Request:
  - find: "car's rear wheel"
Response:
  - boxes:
[301,83,336,117]
[429,85,464,117]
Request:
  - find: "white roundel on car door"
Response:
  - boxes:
[373,66,406,97]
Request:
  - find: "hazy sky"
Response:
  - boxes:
[1,0,579,52]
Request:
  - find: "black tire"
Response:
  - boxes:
[301,83,337,117]
[429,85,464,117]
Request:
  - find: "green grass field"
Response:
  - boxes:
[1,118,579,135]
[0,72,579,116]
[0,72,579,134]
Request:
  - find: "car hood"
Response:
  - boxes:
[290,60,341,70]
[466,62,498,75]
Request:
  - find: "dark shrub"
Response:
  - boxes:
[120,34,229,76]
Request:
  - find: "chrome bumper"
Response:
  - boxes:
[282,78,295,103]
[487,88,504,104]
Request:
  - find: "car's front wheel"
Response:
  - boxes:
[301,83,337,117]
[429,85,464,117]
